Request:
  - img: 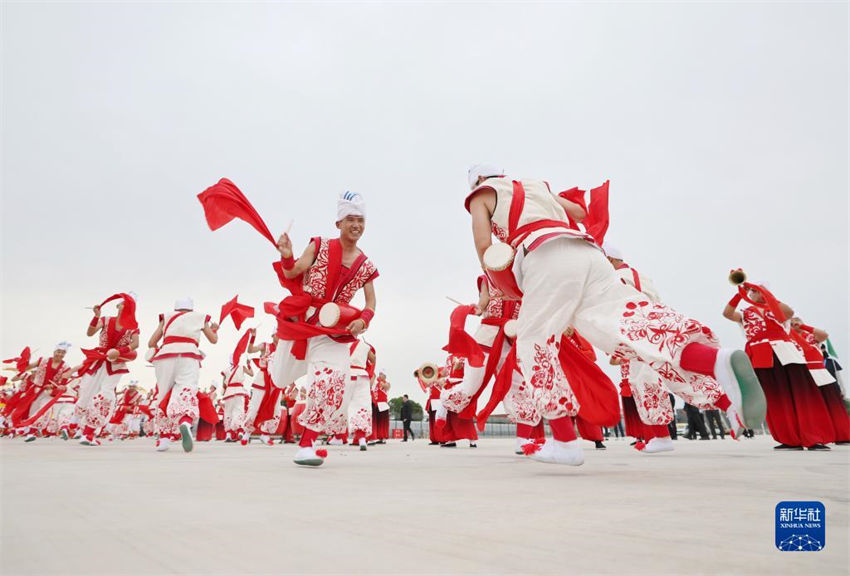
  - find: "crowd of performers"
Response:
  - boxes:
[2,169,848,467]
[416,165,848,464]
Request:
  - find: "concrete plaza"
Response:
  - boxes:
[1,435,847,575]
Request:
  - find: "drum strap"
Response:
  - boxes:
[508,180,525,236]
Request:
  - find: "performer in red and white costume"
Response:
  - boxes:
[790,318,850,444]
[75,293,140,446]
[724,280,834,449]
[370,372,391,443]
[14,343,72,441]
[436,357,479,448]
[147,297,219,453]
[108,383,144,439]
[270,192,379,466]
[465,165,764,466]
[244,336,284,446]
[222,359,253,442]
[336,339,375,450]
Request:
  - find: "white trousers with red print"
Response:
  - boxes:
[270,335,350,434]
[325,374,372,437]
[514,238,724,426]
[441,341,516,415]
[74,366,124,431]
[222,394,248,434]
[45,402,76,435]
[153,357,200,437]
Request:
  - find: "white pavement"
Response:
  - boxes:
[1,436,847,575]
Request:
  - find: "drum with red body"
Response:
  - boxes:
[483,243,523,300]
[318,302,362,329]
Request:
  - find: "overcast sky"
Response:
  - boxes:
[2,2,847,403]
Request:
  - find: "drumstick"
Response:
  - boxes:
[445,296,465,306]
[285,219,294,235]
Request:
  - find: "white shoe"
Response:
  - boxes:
[293,447,324,467]
[179,423,194,453]
[73,430,83,440]
[155,438,171,452]
[528,439,584,466]
[358,438,367,451]
[515,437,534,455]
[328,437,344,446]
[714,348,766,428]
[642,437,674,453]
[725,406,745,440]
[60,429,69,441]
[260,434,273,446]
[24,434,37,443]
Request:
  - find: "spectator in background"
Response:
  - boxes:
[401,395,415,442]
[704,408,726,439]
[684,403,710,440]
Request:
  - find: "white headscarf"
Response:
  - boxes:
[337,191,366,222]
[467,164,504,190]
[55,341,72,352]
[174,297,194,311]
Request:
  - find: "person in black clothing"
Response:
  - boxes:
[667,393,678,440]
[401,395,415,441]
[683,403,710,440]
[703,408,726,439]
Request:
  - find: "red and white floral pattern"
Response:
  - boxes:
[348,406,372,436]
[491,222,508,243]
[303,239,331,298]
[298,367,347,431]
[336,260,378,305]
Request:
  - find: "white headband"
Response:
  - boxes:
[55,341,72,352]
[337,191,366,221]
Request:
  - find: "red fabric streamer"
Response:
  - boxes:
[585,180,610,246]
[441,305,486,369]
[100,293,138,331]
[197,178,276,246]
[219,295,255,330]
[4,346,32,374]
[738,282,787,324]
[559,187,588,230]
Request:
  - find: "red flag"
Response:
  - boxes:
[3,347,32,373]
[219,295,255,330]
[197,178,276,246]
[100,293,138,331]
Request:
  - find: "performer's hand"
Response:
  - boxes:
[473,304,484,316]
[92,304,101,317]
[277,233,293,258]
[106,348,120,362]
[210,322,220,332]
[563,326,575,338]
[347,318,367,336]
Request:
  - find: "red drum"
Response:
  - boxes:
[483,243,523,300]
[318,302,361,329]
[503,319,518,339]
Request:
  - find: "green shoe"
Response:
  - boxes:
[730,350,766,428]
[179,423,194,453]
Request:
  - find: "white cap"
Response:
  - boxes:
[337,191,366,221]
[467,164,504,190]
[174,297,194,311]
[602,242,624,260]
[127,291,138,303]
[55,341,72,352]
